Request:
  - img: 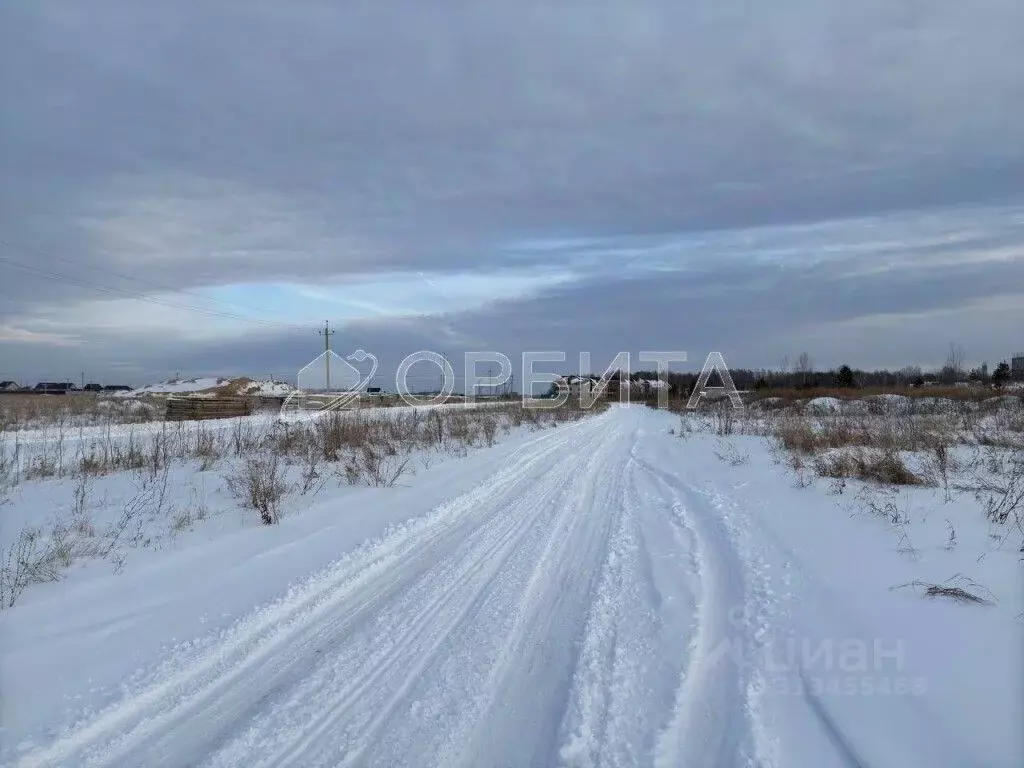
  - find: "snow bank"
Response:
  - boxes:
[914,396,975,414]
[805,396,844,413]
[866,393,911,407]
[239,380,295,397]
[117,377,296,399]
[117,377,228,397]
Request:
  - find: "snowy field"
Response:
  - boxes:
[1,403,1021,767]
[0,401,563,598]
[0,378,298,433]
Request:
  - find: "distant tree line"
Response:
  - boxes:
[618,343,1018,397]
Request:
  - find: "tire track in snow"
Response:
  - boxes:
[556,461,638,766]
[634,458,756,768]
[691,485,789,768]
[344,411,634,768]
[556,429,704,768]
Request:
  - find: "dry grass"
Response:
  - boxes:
[0,402,605,606]
[684,394,1023,531]
[0,527,65,608]
[812,448,926,486]
[713,439,750,466]
[0,393,161,432]
[225,454,289,525]
[0,402,601,488]
[955,447,1024,527]
[892,575,996,606]
[773,411,959,454]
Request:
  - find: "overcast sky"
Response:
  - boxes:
[2,0,1022,386]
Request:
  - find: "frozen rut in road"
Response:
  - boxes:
[9,406,1011,767]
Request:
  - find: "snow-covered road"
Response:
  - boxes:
[3,406,1020,767]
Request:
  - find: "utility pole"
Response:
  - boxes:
[318,320,336,390]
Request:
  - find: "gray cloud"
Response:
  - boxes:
[3,205,1021,385]
[1,1,1022,380]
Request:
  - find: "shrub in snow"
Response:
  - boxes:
[0,527,64,608]
[344,445,411,488]
[225,454,289,525]
[812,448,926,487]
[959,448,1024,529]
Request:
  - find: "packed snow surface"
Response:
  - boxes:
[2,407,1020,767]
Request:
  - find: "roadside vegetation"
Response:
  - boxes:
[0,393,162,432]
[676,391,1024,606]
[0,401,603,608]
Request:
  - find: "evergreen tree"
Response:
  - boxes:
[836,365,856,388]
[992,361,1011,388]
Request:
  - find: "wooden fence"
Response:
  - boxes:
[165,395,255,422]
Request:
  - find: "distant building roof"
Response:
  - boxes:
[1012,356,1024,380]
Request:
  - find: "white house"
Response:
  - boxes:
[555,376,673,399]
[557,375,601,398]
[620,379,670,396]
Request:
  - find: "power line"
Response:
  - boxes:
[0,235,289,319]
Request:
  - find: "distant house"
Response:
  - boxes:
[83,383,104,392]
[1012,355,1024,382]
[572,376,597,398]
[620,379,671,397]
[557,375,601,399]
[0,380,19,392]
[556,376,672,400]
[34,382,76,394]
[102,385,132,392]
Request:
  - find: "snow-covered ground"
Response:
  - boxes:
[115,377,230,396]
[115,377,295,398]
[4,399,507,452]
[1,406,1021,767]
[240,380,296,397]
